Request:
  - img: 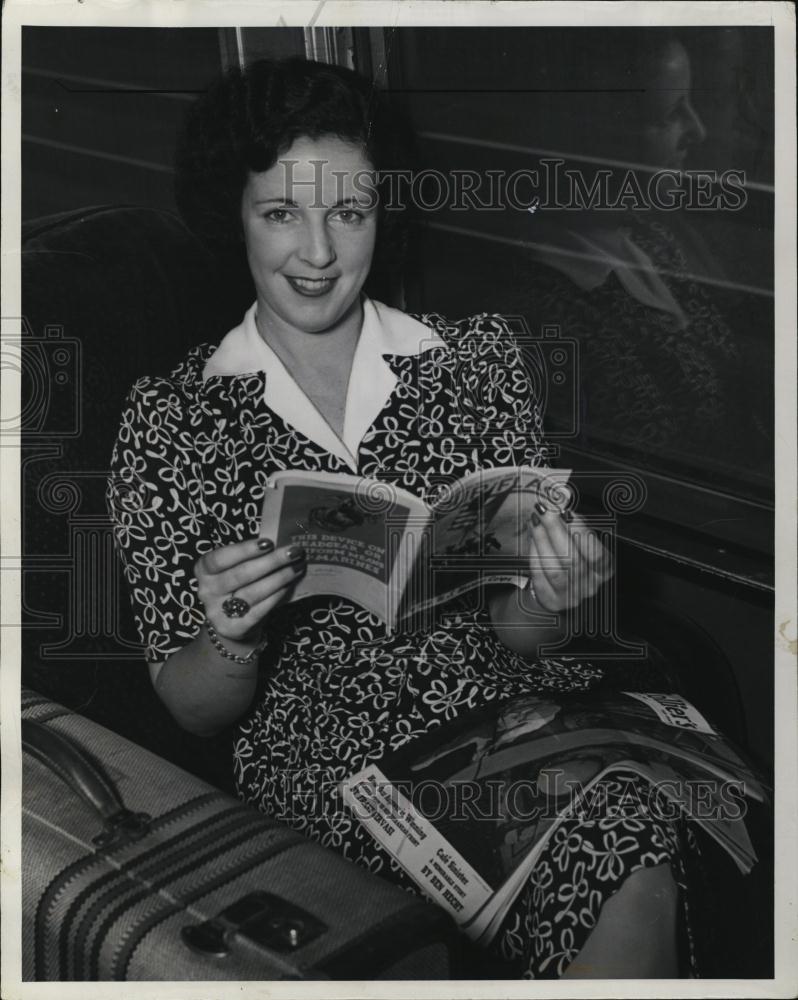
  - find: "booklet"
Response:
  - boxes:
[339,692,769,946]
[260,465,571,627]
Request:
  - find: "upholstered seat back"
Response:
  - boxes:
[20,205,250,783]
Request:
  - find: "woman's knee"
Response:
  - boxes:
[561,862,680,979]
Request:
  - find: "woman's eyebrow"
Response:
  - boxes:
[253,196,299,206]
[252,195,374,209]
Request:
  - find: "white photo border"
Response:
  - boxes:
[2,3,795,998]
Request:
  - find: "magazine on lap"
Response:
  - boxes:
[339,692,769,945]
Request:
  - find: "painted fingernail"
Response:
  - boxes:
[534,501,548,516]
[560,510,573,524]
[531,512,541,528]
[258,538,275,552]
[287,545,306,562]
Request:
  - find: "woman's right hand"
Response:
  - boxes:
[195,538,307,642]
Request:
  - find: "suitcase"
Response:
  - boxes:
[21,690,456,981]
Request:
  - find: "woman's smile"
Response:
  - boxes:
[284,275,339,297]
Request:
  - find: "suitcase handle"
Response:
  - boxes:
[22,719,151,848]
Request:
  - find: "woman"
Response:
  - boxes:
[107,57,689,978]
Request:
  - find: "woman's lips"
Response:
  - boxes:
[284,275,338,297]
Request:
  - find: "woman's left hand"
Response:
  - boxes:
[526,503,614,612]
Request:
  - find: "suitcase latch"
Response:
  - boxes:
[92,808,152,849]
[181,891,327,958]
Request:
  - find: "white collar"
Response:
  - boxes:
[202,296,446,471]
[530,227,688,327]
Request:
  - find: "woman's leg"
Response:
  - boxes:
[561,862,679,979]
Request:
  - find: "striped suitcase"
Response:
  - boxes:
[21,690,455,981]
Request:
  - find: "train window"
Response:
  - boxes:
[373,26,774,587]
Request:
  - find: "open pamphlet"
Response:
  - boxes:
[260,465,570,627]
[339,691,769,946]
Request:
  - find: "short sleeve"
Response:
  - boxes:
[106,378,211,662]
[460,314,548,471]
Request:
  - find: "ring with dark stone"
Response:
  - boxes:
[222,596,250,618]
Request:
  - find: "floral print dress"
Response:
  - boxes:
[524,212,769,478]
[108,300,696,978]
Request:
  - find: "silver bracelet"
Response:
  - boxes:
[522,576,537,601]
[205,621,268,664]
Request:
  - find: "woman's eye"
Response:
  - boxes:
[331,209,365,224]
[263,208,294,223]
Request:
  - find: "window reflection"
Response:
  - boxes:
[398,27,774,502]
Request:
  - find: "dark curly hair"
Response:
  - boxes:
[174,57,414,301]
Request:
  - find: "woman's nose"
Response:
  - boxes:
[297,220,337,269]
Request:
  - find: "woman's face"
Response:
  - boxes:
[241,135,378,336]
[640,40,707,169]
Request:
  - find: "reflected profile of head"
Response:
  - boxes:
[531,30,709,178]
[638,38,707,170]
[175,57,413,320]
